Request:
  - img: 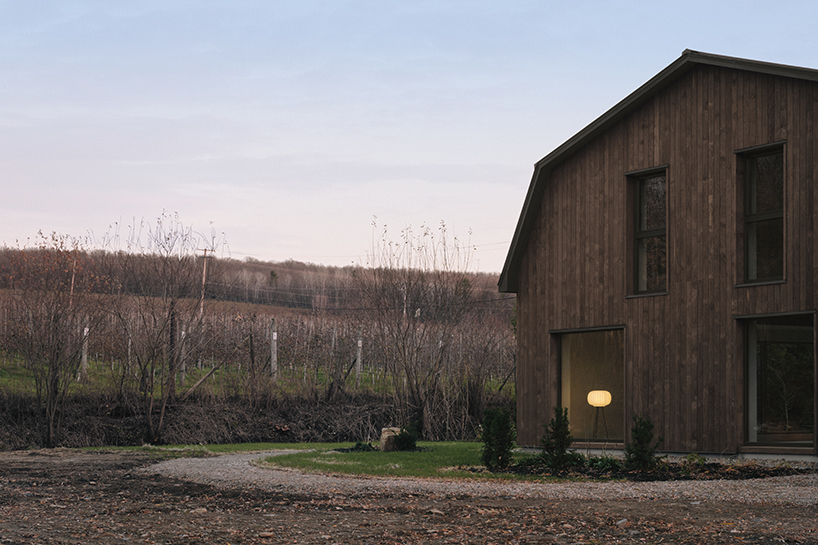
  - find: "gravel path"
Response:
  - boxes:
[144,451,818,506]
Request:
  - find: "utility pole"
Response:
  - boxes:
[197,249,211,372]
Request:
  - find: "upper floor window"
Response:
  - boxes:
[743,147,784,282]
[633,170,667,293]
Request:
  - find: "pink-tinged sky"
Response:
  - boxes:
[2,1,817,273]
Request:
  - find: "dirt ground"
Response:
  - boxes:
[0,449,815,544]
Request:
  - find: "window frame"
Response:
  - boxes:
[740,312,815,448]
[627,166,668,295]
[736,142,785,284]
[553,325,626,445]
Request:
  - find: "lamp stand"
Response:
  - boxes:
[592,407,609,440]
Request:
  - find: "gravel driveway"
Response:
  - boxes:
[145,450,818,506]
[3,449,816,543]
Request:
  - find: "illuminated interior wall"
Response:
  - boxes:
[560,329,624,442]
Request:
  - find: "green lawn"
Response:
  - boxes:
[200,442,346,453]
[257,441,541,480]
[82,441,550,481]
[261,441,482,478]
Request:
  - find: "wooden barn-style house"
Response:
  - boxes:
[499,50,817,458]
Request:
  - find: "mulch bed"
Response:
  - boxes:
[510,460,813,481]
[443,453,816,481]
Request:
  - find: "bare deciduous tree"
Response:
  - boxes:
[104,214,222,443]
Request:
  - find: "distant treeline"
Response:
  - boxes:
[0,248,507,313]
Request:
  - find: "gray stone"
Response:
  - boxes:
[380,427,401,451]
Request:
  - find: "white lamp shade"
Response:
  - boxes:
[587,390,612,408]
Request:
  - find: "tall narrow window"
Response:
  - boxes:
[634,171,667,292]
[746,314,814,446]
[744,149,784,281]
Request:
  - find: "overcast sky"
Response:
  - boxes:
[2,1,817,273]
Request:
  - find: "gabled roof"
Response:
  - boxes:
[498,50,818,293]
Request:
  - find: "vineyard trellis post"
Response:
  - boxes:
[269,318,278,380]
[355,327,362,388]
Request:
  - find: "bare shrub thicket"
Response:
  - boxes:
[353,222,508,440]
[0,219,515,446]
[0,233,106,446]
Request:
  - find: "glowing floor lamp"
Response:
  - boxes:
[587,390,611,440]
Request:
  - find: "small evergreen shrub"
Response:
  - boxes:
[480,407,515,471]
[587,455,623,472]
[540,407,583,470]
[624,414,663,470]
[351,441,378,452]
[393,426,418,451]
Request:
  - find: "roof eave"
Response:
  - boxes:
[498,54,695,294]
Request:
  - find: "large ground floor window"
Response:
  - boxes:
[746,314,814,446]
[560,329,624,442]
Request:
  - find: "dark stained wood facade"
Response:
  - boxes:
[500,51,818,455]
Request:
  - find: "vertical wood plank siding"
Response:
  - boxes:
[516,65,817,452]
